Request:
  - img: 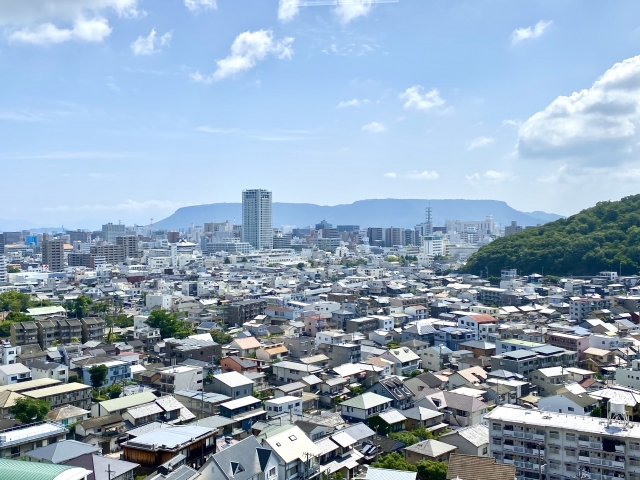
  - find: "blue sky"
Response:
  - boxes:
[3,0,640,228]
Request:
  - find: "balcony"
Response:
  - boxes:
[601,459,625,469]
[579,441,603,449]
[615,445,625,454]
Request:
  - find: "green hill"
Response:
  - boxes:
[462,194,640,277]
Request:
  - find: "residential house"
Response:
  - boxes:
[174,390,230,418]
[434,328,476,351]
[457,315,498,341]
[530,367,571,396]
[422,345,454,371]
[583,347,621,373]
[439,424,489,456]
[91,391,157,417]
[30,360,69,383]
[379,347,421,376]
[220,356,259,374]
[416,389,489,427]
[400,321,436,344]
[459,341,496,358]
[366,377,414,410]
[272,361,322,385]
[25,439,100,464]
[219,396,266,432]
[210,371,254,399]
[197,435,279,480]
[230,337,262,357]
[367,409,407,435]
[339,393,391,422]
[402,406,447,433]
[537,387,599,415]
[447,367,488,389]
[261,425,321,480]
[322,343,361,368]
[122,424,216,470]
[0,363,31,386]
[256,344,289,362]
[404,439,457,464]
[164,337,222,366]
[265,396,303,418]
[75,414,127,454]
[122,395,195,427]
[46,405,90,427]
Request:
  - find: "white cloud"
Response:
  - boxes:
[192,30,294,83]
[278,0,299,22]
[9,17,112,44]
[184,0,216,13]
[334,1,372,24]
[362,121,386,133]
[466,170,514,183]
[130,28,172,55]
[467,136,494,150]
[511,20,552,45]
[1,0,142,44]
[0,110,45,121]
[518,54,640,163]
[502,119,521,127]
[385,170,439,180]
[336,98,369,109]
[400,86,445,111]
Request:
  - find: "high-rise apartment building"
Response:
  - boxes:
[242,189,273,250]
[0,256,6,286]
[116,235,139,258]
[385,227,404,247]
[90,244,125,264]
[42,239,65,272]
[367,228,385,247]
[102,222,126,244]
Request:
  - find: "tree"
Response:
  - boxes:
[89,364,108,389]
[7,267,20,273]
[106,383,122,399]
[66,295,93,319]
[0,291,31,312]
[210,329,233,344]
[224,257,231,265]
[297,262,305,270]
[389,431,419,446]
[372,453,416,472]
[9,397,50,423]
[415,460,447,480]
[146,310,192,339]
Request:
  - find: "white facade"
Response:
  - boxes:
[158,365,203,393]
[0,343,17,365]
[265,395,303,418]
[242,189,273,250]
[146,293,173,310]
[487,405,639,480]
[423,236,444,256]
[0,363,32,385]
[31,362,69,383]
[0,255,7,286]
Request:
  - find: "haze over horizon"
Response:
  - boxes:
[3,0,640,226]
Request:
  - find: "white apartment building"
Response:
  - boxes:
[0,255,6,286]
[242,189,273,250]
[569,296,612,321]
[157,365,203,394]
[487,405,639,480]
[423,236,444,257]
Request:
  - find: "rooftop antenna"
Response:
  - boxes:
[425,203,433,235]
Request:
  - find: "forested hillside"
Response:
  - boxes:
[462,194,640,277]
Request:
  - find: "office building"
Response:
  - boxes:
[102,222,125,244]
[423,235,444,256]
[385,227,404,247]
[242,189,273,250]
[116,235,139,258]
[42,239,65,272]
[487,404,640,480]
[337,225,360,233]
[367,227,385,247]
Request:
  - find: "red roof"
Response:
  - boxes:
[471,314,497,324]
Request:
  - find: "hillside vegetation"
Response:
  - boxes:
[463,194,640,277]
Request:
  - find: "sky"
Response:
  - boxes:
[3,0,640,229]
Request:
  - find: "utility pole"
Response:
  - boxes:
[106,465,114,480]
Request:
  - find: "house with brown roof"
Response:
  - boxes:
[447,366,488,389]
[230,336,262,356]
[220,356,259,373]
[256,343,289,362]
[404,439,457,464]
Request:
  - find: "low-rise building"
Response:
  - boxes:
[0,363,31,386]
[0,420,68,459]
[265,396,303,418]
[339,392,391,422]
[210,371,254,399]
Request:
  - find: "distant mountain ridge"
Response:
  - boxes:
[154,199,563,230]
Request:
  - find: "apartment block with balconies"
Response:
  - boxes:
[487,405,638,480]
[10,322,39,347]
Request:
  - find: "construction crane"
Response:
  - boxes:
[291,0,398,6]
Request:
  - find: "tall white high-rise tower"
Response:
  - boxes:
[242,189,273,250]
